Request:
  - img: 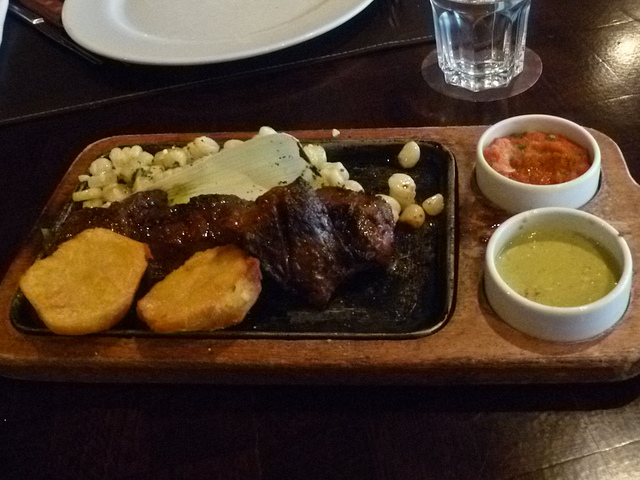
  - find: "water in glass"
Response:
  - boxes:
[430,0,531,92]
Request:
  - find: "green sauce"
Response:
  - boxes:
[496,229,620,307]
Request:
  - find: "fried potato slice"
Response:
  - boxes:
[19,228,151,335]
[137,245,262,333]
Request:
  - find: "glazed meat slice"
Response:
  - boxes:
[150,193,253,248]
[54,190,252,277]
[53,180,395,306]
[52,189,172,245]
[143,194,254,277]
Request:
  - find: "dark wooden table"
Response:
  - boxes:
[2,0,640,478]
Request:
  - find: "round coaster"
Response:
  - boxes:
[421,48,543,102]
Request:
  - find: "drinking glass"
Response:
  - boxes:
[422,0,541,100]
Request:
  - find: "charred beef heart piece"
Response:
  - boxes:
[54,180,395,306]
[316,187,395,267]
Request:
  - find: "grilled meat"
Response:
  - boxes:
[54,180,395,306]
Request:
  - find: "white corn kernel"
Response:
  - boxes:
[72,188,102,202]
[155,147,189,169]
[376,194,401,223]
[102,184,131,203]
[108,147,127,168]
[130,145,143,158]
[87,170,118,189]
[89,157,113,176]
[152,149,169,166]
[186,136,220,159]
[303,144,328,169]
[388,173,416,209]
[257,126,277,136]
[397,141,421,169]
[116,164,137,184]
[344,180,364,192]
[82,199,104,209]
[422,193,445,216]
[223,139,244,149]
[331,162,349,180]
[320,162,349,187]
[399,203,426,228]
[137,151,154,167]
[320,167,345,187]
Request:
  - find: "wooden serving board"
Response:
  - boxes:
[1,126,638,385]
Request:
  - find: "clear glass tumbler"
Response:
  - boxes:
[429,0,531,92]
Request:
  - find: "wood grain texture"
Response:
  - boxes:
[0,126,638,384]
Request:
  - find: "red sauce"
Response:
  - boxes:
[483,132,591,185]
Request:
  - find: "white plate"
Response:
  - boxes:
[0,0,7,50]
[62,0,374,65]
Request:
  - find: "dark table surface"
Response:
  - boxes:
[2,0,640,478]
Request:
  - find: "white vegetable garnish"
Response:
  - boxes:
[142,133,311,204]
[73,129,368,208]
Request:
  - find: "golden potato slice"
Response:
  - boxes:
[137,245,262,333]
[19,228,151,335]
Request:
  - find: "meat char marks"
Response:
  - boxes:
[55,180,395,306]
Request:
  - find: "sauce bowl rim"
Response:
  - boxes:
[476,114,602,191]
[485,207,633,315]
